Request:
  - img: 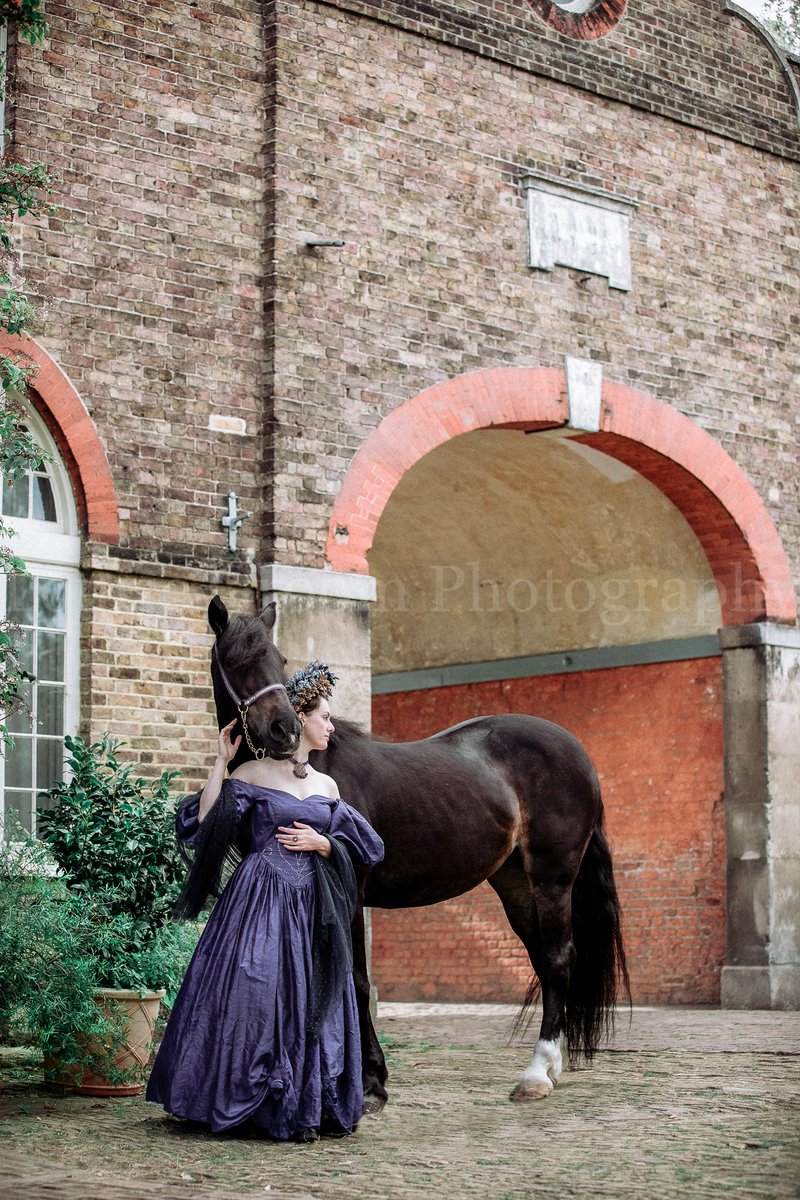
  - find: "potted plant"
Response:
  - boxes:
[0,734,199,1095]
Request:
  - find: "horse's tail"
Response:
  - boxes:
[565,802,630,1065]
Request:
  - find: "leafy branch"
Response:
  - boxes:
[763,0,800,51]
[0,1,47,44]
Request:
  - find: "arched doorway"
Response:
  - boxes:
[326,367,797,1008]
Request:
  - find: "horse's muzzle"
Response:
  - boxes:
[265,717,301,757]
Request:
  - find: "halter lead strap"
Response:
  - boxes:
[212,643,287,710]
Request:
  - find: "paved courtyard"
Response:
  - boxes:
[1,1004,798,1199]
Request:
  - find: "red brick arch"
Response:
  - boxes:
[0,331,119,543]
[326,367,795,626]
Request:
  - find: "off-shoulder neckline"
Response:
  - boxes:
[228,780,337,804]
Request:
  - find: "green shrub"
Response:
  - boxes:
[37,734,189,988]
[0,831,131,1078]
[0,736,199,1083]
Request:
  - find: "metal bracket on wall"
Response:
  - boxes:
[298,230,346,248]
[221,491,253,553]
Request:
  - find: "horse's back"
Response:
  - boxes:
[430,713,597,777]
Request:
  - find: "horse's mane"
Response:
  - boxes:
[310,717,385,784]
[329,717,370,742]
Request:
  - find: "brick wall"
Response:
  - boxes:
[8,1,797,597]
[10,0,269,573]
[6,3,271,781]
[271,1,799,608]
[372,656,726,1004]
[80,557,254,785]
[319,0,800,157]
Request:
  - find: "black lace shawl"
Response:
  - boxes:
[172,782,243,921]
[308,836,357,1041]
[172,784,358,1041]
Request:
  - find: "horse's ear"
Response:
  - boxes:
[260,600,277,633]
[208,595,229,636]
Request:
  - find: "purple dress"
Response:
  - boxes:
[146,783,384,1138]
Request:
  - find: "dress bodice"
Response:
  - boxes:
[176,781,384,874]
[236,787,336,887]
[235,785,337,853]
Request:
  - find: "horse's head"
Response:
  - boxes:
[208,595,301,761]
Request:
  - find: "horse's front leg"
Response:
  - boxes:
[351,901,388,1114]
[510,886,573,1102]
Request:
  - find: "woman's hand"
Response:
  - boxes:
[217,719,242,766]
[276,821,331,857]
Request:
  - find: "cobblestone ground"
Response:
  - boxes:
[1,1006,799,1200]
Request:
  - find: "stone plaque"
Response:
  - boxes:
[522,173,635,291]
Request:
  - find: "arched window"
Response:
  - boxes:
[1,411,81,833]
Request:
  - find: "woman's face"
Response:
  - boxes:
[301,700,334,751]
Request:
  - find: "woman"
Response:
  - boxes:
[146,662,384,1142]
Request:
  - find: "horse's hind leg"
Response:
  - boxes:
[351,901,389,1114]
[489,851,573,1101]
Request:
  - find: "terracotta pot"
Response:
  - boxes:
[45,987,165,1097]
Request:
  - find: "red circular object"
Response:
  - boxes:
[525,0,627,40]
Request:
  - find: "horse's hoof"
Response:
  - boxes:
[362,1094,387,1116]
[509,1080,552,1102]
[291,1127,320,1143]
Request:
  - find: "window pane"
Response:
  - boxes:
[36,738,64,792]
[32,475,57,523]
[6,575,34,625]
[15,628,34,675]
[6,737,32,788]
[37,686,64,735]
[1,475,29,518]
[38,631,65,681]
[4,792,33,834]
[38,578,66,629]
[6,682,32,734]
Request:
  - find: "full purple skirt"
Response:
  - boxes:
[146,849,363,1138]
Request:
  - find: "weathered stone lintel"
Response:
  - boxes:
[260,563,376,728]
[260,563,377,603]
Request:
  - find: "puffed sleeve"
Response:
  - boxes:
[176,791,203,843]
[176,781,253,844]
[328,800,384,868]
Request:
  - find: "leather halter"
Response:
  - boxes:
[212,643,287,710]
[212,643,289,761]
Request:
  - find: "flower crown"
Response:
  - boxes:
[285,661,338,712]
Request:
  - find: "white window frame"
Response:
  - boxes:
[1,411,81,832]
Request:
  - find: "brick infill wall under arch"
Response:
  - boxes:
[371,654,725,1006]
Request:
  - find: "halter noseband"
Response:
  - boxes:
[212,643,289,760]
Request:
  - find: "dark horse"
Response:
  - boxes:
[207,596,629,1107]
